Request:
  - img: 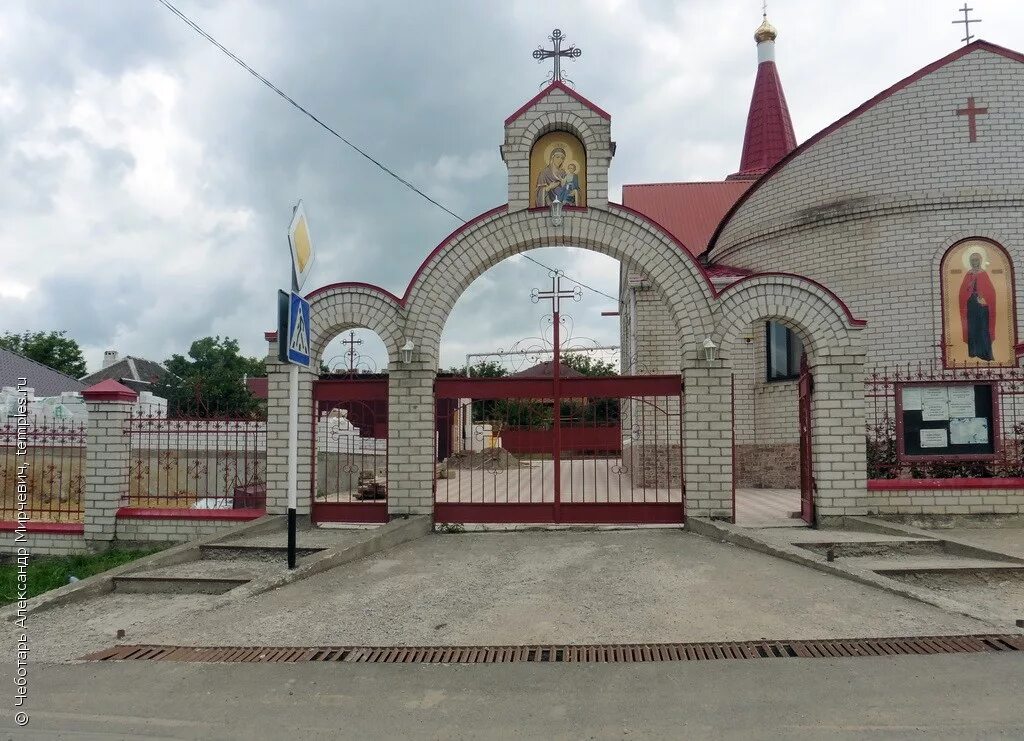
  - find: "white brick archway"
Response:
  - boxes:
[714,273,869,523]
[266,207,869,525]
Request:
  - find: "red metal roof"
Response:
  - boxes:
[621,181,753,255]
[731,60,797,179]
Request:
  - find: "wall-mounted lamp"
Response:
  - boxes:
[549,198,564,227]
[401,340,415,365]
[702,336,718,363]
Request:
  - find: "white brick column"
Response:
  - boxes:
[387,362,435,517]
[683,364,733,520]
[810,353,868,524]
[81,381,137,544]
[264,339,315,516]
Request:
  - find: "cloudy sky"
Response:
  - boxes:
[2,0,1021,374]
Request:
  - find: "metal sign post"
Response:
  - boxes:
[279,201,314,569]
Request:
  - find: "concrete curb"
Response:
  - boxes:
[1,515,278,621]
[685,518,1012,631]
[207,515,432,607]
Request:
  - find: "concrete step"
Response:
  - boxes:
[844,555,1024,575]
[112,575,250,595]
[794,539,946,560]
[199,543,325,561]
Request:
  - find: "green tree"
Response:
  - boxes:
[562,352,618,377]
[155,337,265,418]
[441,360,508,378]
[0,331,87,378]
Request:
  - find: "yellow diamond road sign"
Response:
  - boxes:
[288,200,315,291]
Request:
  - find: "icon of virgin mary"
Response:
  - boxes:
[535,147,567,207]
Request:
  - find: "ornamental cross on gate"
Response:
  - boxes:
[342,330,363,372]
[531,270,581,316]
[533,29,582,86]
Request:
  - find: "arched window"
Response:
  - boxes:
[530,131,587,208]
[940,238,1017,367]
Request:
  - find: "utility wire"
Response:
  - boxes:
[155,0,622,306]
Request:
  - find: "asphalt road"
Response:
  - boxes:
[5,653,1023,740]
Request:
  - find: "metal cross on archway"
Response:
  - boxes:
[533,29,582,86]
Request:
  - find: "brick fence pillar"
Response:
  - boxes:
[81,380,137,545]
[809,352,868,525]
[265,335,315,516]
[683,363,733,520]
[387,362,435,518]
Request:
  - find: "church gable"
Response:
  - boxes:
[712,42,1024,258]
[501,81,615,211]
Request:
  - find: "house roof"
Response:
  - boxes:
[80,356,166,394]
[509,361,584,379]
[0,347,86,397]
[621,181,753,255]
[246,377,268,400]
[730,59,797,180]
[707,40,1024,255]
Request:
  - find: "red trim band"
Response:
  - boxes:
[116,508,264,520]
[868,478,1024,491]
[0,521,84,534]
[310,502,388,524]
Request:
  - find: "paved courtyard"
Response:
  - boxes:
[21,529,994,663]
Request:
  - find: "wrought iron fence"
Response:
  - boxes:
[866,362,1024,479]
[123,407,267,511]
[0,415,86,523]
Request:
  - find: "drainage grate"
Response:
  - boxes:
[80,634,1024,664]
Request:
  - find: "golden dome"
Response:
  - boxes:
[754,16,777,43]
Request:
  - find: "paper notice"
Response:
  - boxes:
[920,387,949,421]
[950,417,989,445]
[946,386,976,418]
[920,428,949,448]
[902,387,923,411]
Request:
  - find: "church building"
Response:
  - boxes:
[622,14,1024,500]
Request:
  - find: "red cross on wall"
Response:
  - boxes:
[956,96,988,143]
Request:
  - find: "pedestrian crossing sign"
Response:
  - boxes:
[278,290,311,367]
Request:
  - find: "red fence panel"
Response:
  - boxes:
[123,410,266,512]
[0,415,85,523]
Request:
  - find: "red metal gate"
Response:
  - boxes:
[312,377,388,523]
[798,358,815,524]
[434,375,684,524]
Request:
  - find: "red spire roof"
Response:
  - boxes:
[730,35,797,180]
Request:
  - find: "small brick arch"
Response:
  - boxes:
[714,273,866,364]
[403,206,716,368]
[509,111,601,160]
[306,284,405,367]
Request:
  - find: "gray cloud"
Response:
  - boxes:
[2,0,1021,372]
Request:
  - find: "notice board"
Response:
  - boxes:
[897,382,996,460]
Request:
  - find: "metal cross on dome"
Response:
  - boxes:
[952,3,981,45]
[531,270,582,315]
[533,29,582,86]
